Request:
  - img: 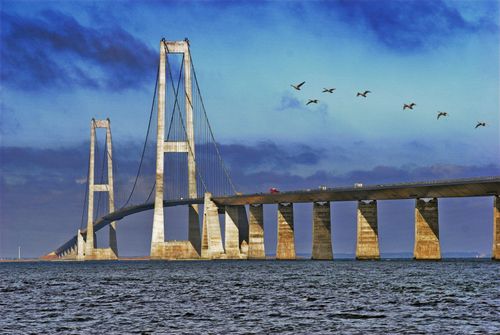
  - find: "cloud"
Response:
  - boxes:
[328,0,498,52]
[0,10,156,91]
[276,94,302,111]
[220,141,322,172]
[0,103,21,135]
[231,162,500,194]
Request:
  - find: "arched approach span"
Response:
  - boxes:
[54,198,203,256]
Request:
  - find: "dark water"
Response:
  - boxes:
[0,260,499,334]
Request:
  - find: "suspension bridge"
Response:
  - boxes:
[44,39,500,261]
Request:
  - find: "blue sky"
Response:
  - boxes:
[1,0,499,258]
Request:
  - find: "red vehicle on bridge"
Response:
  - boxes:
[269,187,280,194]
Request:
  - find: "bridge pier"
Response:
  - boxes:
[201,193,225,259]
[248,204,265,259]
[276,203,296,260]
[414,198,441,260]
[238,206,249,257]
[77,229,85,261]
[225,206,242,258]
[312,202,333,260]
[224,206,249,259]
[356,200,380,260]
[494,196,500,260]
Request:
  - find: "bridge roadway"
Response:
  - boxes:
[53,176,500,256]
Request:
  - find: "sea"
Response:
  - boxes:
[0,260,499,334]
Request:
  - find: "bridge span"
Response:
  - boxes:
[47,177,500,260]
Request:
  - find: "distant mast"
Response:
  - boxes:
[18,246,20,260]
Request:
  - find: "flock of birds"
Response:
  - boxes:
[291,81,488,128]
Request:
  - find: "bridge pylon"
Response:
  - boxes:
[151,38,201,259]
[82,118,118,260]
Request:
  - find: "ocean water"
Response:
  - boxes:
[0,260,499,334]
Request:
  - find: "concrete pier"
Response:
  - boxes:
[248,204,265,259]
[312,202,333,260]
[238,206,249,256]
[201,193,224,259]
[77,229,85,261]
[225,206,241,258]
[223,205,249,259]
[356,200,380,260]
[414,198,441,260]
[494,196,500,260]
[276,203,295,260]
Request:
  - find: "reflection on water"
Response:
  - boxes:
[0,260,499,334]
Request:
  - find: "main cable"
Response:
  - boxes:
[121,63,160,208]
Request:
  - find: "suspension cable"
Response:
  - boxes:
[121,63,160,208]
[186,45,237,194]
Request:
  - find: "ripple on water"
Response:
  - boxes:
[0,260,499,334]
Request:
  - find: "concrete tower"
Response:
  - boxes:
[151,39,200,259]
[84,118,118,260]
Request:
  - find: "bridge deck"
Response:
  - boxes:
[212,176,500,206]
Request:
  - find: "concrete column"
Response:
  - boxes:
[312,202,333,260]
[493,196,500,260]
[238,206,249,256]
[85,121,96,257]
[276,203,295,260]
[414,198,441,260]
[248,204,265,259]
[188,205,201,255]
[201,193,224,259]
[106,124,117,257]
[185,44,201,257]
[151,40,167,258]
[77,229,85,260]
[225,206,241,258]
[356,200,380,260]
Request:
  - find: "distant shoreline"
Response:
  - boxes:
[0,256,496,263]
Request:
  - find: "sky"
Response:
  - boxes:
[0,0,499,258]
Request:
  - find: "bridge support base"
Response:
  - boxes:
[493,196,500,260]
[248,204,265,259]
[85,247,118,261]
[77,229,85,261]
[189,205,201,256]
[225,206,242,258]
[224,206,249,259]
[201,193,225,259]
[414,198,441,260]
[356,200,380,260]
[312,202,333,260]
[277,203,295,260]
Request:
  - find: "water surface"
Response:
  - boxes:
[1,260,499,334]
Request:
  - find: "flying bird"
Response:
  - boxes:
[475,122,486,129]
[291,81,305,90]
[357,90,371,97]
[437,112,448,119]
[403,103,416,110]
[322,88,336,93]
[306,99,319,105]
